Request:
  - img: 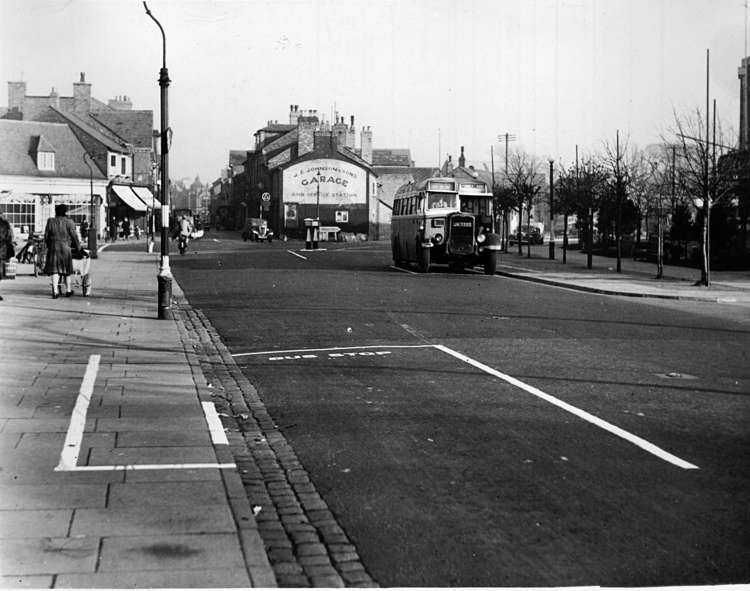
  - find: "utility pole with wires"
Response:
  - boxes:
[497,132,517,178]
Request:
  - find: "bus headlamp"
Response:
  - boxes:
[433,233,443,244]
[476,233,486,243]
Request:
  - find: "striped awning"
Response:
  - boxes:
[131,186,161,209]
[111,184,147,212]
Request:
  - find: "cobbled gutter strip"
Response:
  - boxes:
[175,302,378,588]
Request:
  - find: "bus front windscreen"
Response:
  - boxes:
[427,193,457,209]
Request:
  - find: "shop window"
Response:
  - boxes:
[0,201,35,232]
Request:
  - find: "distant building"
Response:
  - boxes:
[238,105,378,239]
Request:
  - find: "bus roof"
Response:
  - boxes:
[395,177,457,197]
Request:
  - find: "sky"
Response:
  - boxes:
[0,0,746,182]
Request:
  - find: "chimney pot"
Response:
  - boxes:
[80,72,85,82]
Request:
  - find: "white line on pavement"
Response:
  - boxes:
[202,401,229,445]
[232,344,434,358]
[55,354,100,472]
[288,250,308,260]
[434,344,699,471]
[55,355,237,472]
[62,463,237,472]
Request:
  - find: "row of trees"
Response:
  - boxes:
[492,107,748,284]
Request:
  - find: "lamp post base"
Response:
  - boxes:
[88,228,98,259]
[157,272,172,320]
[548,239,555,260]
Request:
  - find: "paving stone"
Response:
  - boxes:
[276,573,309,587]
[267,547,296,563]
[87,445,217,466]
[297,542,327,556]
[70,504,235,536]
[94,417,207,432]
[0,536,99,575]
[0,483,106,510]
[331,550,361,564]
[0,574,54,588]
[108,480,227,506]
[310,574,346,587]
[56,568,251,588]
[272,561,304,575]
[0,509,73,538]
[98,533,245,572]
[117,430,212,447]
[1,418,96,433]
[342,569,375,584]
[298,554,332,567]
[124,467,223,483]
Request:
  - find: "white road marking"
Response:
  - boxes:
[232,344,433,358]
[434,344,699,470]
[390,265,418,274]
[55,354,100,472]
[202,401,229,445]
[288,249,307,260]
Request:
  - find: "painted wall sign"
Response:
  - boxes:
[283,159,366,206]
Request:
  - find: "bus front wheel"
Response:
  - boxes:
[418,245,431,273]
[483,251,497,275]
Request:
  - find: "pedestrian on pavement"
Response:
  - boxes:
[0,211,15,301]
[122,217,131,240]
[80,216,90,242]
[44,203,81,299]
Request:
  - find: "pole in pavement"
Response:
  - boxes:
[83,152,98,259]
[548,158,555,259]
[144,2,172,319]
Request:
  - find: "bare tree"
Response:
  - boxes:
[668,106,736,285]
[601,131,647,273]
[504,149,544,257]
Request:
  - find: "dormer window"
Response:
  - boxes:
[38,151,55,171]
[31,135,56,172]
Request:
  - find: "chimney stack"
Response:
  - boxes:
[73,72,91,115]
[48,87,59,109]
[297,112,319,157]
[360,125,373,164]
[7,81,26,118]
[458,146,466,168]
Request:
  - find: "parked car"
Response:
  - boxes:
[241,218,274,242]
[508,227,543,245]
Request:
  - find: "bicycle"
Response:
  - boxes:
[15,233,47,277]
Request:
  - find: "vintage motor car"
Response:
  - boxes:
[242,218,274,242]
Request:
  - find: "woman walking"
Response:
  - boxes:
[44,203,81,298]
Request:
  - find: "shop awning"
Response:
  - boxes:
[111,184,148,212]
[131,186,161,209]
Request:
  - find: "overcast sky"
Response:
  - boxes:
[0,0,746,183]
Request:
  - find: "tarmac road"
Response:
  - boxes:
[171,234,750,587]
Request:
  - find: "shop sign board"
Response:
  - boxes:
[283,159,366,206]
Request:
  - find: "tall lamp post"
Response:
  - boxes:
[82,152,98,259]
[144,2,172,319]
[548,159,555,259]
